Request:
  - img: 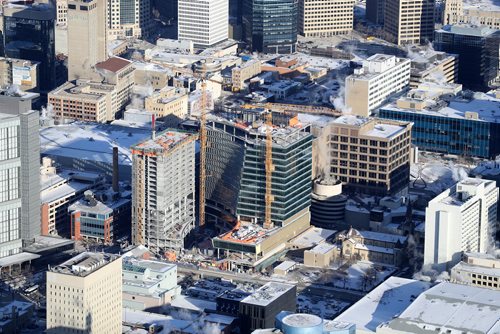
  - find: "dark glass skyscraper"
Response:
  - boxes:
[243,0,298,54]
[434,25,500,92]
[3,3,56,92]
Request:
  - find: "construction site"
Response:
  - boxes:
[131,127,197,256]
[199,109,314,272]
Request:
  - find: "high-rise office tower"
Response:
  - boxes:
[0,110,40,258]
[243,0,298,53]
[434,25,500,92]
[178,0,228,47]
[298,0,355,37]
[46,252,122,333]
[424,178,498,270]
[366,0,385,24]
[345,54,411,117]
[2,2,56,92]
[67,0,107,81]
[383,0,435,45]
[329,115,413,196]
[107,0,152,40]
[131,130,196,253]
[205,113,312,225]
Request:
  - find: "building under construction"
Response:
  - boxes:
[205,110,313,271]
[131,130,197,254]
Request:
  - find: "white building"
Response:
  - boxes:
[178,0,228,47]
[345,54,411,117]
[46,252,122,333]
[424,178,498,270]
[122,257,180,310]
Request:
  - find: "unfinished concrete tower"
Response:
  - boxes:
[131,130,196,253]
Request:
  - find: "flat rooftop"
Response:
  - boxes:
[309,242,337,255]
[49,252,119,277]
[23,235,74,254]
[241,282,295,307]
[290,227,337,248]
[333,115,408,139]
[334,277,431,333]
[452,261,500,277]
[383,91,500,123]
[131,130,195,154]
[379,282,500,334]
[463,0,500,11]
[40,122,152,166]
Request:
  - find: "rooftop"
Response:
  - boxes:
[452,261,500,278]
[463,0,500,11]
[49,252,119,277]
[379,282,500,334]
[383,91,500,123]
[241,282,295,307]
[40,122,152,166]
[439,24,498,37]
[334,277,431,332]
[333,115,408,139]
[95,57,132,73]
[131,130,196,154]
[309,242,337,255]
[290,227,337,248]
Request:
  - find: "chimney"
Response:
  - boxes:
[112,147,119,192]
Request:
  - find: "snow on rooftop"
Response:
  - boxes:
[170,295,217,312]
[282,313,323,327]
[290,227,337,248]
[382,282,500,334]
[463,0,500,11]
[241,282,295,307]
[365,123,405,139]
[275,260,296,271]
[333,115,369,126]
[40,122,152,167]
[334,277,431,333]
[385,91,500,123]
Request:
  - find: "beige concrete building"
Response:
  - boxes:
[231,59,261,91]
[329,115,413,195]
[0,57,39,92]
[298,0,355,37]
[46,252,122,333]
[133,62,173,90]
[345,54,411,117]
[50,57,134,122]
[304,242,338,268]
[144,87,188,127]
[67,0,107,81]
[443,0,500,29]
[409,49,458,88]
[451,252,500,290]
[383,0,435,45]
[48,81,110,123]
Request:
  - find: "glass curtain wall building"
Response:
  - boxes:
[242,0,298,54]
[434,25,500,92]
[205,113,312,226]
[3,4,56,92]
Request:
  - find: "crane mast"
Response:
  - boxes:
[264,111,274,229]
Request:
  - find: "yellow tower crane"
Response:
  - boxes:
[264,111,274,229]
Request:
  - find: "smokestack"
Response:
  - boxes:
[152,114,156,140]
[112,147,119,192]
